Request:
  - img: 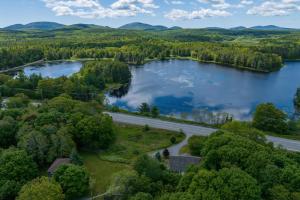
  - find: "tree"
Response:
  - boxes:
[187,168,261,200]
[139,103,150,114]
[163,149,170,159]
[75,114,115,149]
[0,148,38,200]
[253,103,288,134]
[151,106,160,118]
[53,164,90,200]
[17,177,64,200]
[267,185,291,200]
[155,152,162,162]
[18,131,49,166]
[0,116,17,148]
[48,128,76,163]
[222,121,266,144]
[69,148,83,165]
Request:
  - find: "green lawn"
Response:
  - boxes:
[81,123,185,195]
[99,123,185,162]
[81,152,130,195]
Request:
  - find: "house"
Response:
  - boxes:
[169,156,201,173]
[47,158,71,176]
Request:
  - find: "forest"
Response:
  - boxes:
[0,27,300,72]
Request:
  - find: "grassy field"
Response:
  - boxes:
[81,153,130,195]
[81,123,185,195]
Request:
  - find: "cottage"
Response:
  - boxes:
[47,158,71,176]
[169,156,201,173]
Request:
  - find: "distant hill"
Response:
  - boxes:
[169,26,183,30]
[4,22,65,30]
[230,26,247,30]
[249,25,291,31]
[119,22,169,31]
[3,22,298,32]
[63,24,109,30]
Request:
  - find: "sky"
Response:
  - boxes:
[0,0,300,28]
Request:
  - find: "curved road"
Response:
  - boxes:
[106,112,300,155]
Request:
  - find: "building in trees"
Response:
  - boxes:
[47,158,71,176]
[169,156,201,173]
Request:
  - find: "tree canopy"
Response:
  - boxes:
[53,164,90,200]
[17,177,64,200]
[253,103,288,134]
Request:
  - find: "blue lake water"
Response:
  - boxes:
[24,59,300,121]
[107,60,300,121]
[24,61,82,78]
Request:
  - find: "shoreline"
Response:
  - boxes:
[2,56,298,74]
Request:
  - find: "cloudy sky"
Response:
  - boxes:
[0,0,300,28]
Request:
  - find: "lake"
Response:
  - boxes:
[24,61,82,78]
[24,60,300,121]
[107,60,300,121]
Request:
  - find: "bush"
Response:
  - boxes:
[143,124,150,132]
[188,136,207,156]
[170,136,177,144]
[133,155,165,181]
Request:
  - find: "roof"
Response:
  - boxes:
[47,158,71,174]
[169,156,201,173]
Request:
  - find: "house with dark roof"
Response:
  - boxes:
[169,156,201,173]
[48,158,71,176]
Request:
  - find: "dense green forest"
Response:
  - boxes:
[0,27,300,72]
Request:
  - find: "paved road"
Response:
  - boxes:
[106,112,300,155]
[267,136,300,152]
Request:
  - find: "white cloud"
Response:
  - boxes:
[165,8,231,20]
[240,0,253,5]
[212,2,231,9]
[170,0,184,5]
[43,0,158,18]
[197,0,225,4]
[247,0,300,16]
[197,0,241,10]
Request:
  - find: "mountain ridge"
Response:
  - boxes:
[4,22,65,30]
[119,22,169,30]
[3,21,298,31]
